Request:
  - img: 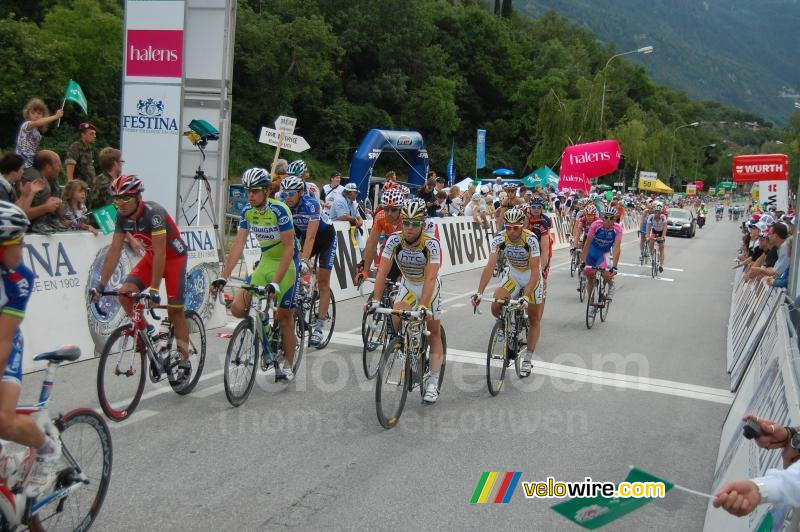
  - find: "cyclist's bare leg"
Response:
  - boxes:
[426,318,443,373]
[276,308,296,365]
[659,240,666,266]
[392,298,411,334]
[648,235,655,255]
[528,301,543,353]
[230,288,251,319]
[168,305,189,360]
[317,267,332,319]
[0,382,45,448]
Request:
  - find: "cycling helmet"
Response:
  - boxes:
[286,159,307,177]
[480,185,490,195]
[400,185,410,198]
[400,198,427,220]
[589,193,597,201]
[279,175,305,192]
[110,174,144,195]
[0,201,29,243]
[241,167,271,189]
[529,196,545,209]
[583,205,597,216]
[503,207,526,225]
[381,187,404,207]
[654,204,663,212]
[604,206,618,218]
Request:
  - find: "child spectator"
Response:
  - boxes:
[61,179,97,235]
[14,99,63,167]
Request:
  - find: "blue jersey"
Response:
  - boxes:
[587,219,622,253]
[1,264,35,385]
[288,195,332,242]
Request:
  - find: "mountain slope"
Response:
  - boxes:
[517,0,800,126]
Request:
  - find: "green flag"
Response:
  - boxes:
[92,204,117,235]
[64,79,88,114]
[551,468,673,529]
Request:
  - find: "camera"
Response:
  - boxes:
[184,119,219,149]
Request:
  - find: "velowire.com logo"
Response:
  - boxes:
[469,472,521,504]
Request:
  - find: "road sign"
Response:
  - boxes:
[259,127,310,152]
[613,182,624,187]
[275,115,296,135]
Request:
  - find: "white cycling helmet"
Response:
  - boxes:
[604,206,618,218]
[503,207,526,225]
[0,201,29,243]
[381,187,404,207]
[241,167,271,189]
[286,159,307,177]
[279,175,305,191]
[400,198,427,220]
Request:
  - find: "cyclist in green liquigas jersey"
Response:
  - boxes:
[213,168,300,381]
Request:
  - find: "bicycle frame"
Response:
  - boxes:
[374,308,429,372]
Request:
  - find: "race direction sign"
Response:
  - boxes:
[259,126,311,152]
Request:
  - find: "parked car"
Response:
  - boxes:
[667,208,696,238]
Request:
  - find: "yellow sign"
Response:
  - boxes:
[686,184,697,196]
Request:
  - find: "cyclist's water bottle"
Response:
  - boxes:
[261,321,273,360]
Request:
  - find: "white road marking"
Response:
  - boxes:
[618,261,684,272]
[451,303,466,308]
[327,332,732,404]
[617,272,674,282]
[105,409,160,429]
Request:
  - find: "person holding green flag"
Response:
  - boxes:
[14,98,63,168]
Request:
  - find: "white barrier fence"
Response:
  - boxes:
[20,211,642,374]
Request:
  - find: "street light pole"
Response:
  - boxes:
[694,143,716,182]
[669,121,700,179]
[599,45,653,130]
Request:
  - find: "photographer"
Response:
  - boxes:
[714,415,800,516]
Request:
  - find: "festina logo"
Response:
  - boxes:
[569,152,612,165]
[129,44,179,63]
[740,164,785,173]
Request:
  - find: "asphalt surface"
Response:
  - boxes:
[24,217,743,531]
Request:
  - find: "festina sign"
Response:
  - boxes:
[732,154,789,182]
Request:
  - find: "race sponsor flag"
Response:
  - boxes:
[551,467,673,529]
[476,129,486,170]
[64,79,88,114]
[447,139,456,186]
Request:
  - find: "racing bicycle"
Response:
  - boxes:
[359,279,399,379]
[297,267,336,349]
[585,267,614,329]
[477,298,529,396]
[0,346,112,531]
[94,290,206,422]
[650,238,664,278]
[569,245,581,278]
[222,284,306,407]
[374,308,447,429]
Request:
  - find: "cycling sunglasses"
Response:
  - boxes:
[282,190,299,197]
[402,219,423,228]
[112,195,136,204]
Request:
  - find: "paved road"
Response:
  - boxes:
[27,217,742,531]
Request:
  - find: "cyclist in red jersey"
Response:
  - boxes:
[92,175,192,382]
[356,187,404,285]
[523,195,551,357]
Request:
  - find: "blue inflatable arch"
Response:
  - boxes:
[348,129,429,200]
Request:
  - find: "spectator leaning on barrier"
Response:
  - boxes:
[714,415,800,517]
[747,223,790,281]
[330,182,362,226]
[61,179,97,235]
[65,122,97,182]
[22,150,66,234]
[14,98,63,168]
[0,153,44,210]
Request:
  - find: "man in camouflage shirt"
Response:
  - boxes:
[66,122,97,182]
[93,147,120,210]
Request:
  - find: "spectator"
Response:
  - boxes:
[417,177,437,217]
[465,192,489,229]
[747,223,789,280]
[434,190,447,217]
[61,179,97,235]
[322,171,342,212]
[94,147,122,210]
[65,122,97,182]
[461,184,476,206]
[21,150,65,233]
[492,176,503,199]
[435,176,446,194]
[384,170,398,188]
[14,98,63,168]
[269,159,288,197]
[330,183,363,228]
[0,153,44,209]
[445,185,463,216]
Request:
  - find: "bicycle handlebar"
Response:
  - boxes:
[373,307,426,319]
[90,289,160,319]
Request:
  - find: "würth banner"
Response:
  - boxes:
[732,154,789,182]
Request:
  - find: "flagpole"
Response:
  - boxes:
[56,96,65,128]
[672,484,714,500]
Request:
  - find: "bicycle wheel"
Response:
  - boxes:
[34,408,113,532]
[290,311,306,372]
[651,248,658,278]
[600,280,612,322]
[362,312,388,379]
[486,321,508,396]
[569,251,577,278]
[578,271,586,302]
[310,289,336,349]
[585,280,598,329]
[375,335,409,429]
[223,318,260,407]
[96,325,146,422]
[170,310,206,395]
